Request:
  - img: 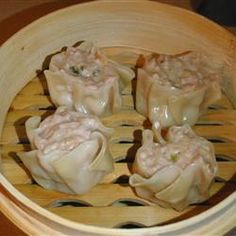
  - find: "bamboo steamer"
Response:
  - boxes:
[0,1,236,235]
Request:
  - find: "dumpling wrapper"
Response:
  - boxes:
[136,52,222,128]
[18,107,114,194]
[129,125,217,211]
[44,41,135,116]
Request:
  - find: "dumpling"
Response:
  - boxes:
[129,124,217,211]
[44,41,135,116]
[136,52,222,128]
[17,106,114,194]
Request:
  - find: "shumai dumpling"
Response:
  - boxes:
[136,52,222,128]
[129,124,217,211]
[44,41,135,116]
[17,106,114,194]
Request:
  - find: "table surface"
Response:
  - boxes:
[0,0,236,235]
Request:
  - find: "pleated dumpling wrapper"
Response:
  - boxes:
[129,124,217,211]
[17,106,114,194]
[44,41,135,116]
[136,52,222,128]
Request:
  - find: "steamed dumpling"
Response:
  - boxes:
[129,124,217,211]
[44,41,135,116]
[136,52,222,128]
[17,106,114,194]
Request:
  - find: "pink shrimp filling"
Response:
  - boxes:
[136,125,213,178]
[50,45,118,87]
[34,108,99,154]
[143,52,219,91]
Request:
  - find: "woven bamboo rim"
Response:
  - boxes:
[0,1,236,235]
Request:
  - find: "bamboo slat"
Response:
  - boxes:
[3,121,236,145]
[5,109,236,125]
[14,182,235,209]
[2,157,236,185]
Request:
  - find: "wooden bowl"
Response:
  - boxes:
[0,1,236,235]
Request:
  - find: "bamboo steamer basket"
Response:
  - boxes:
[0,0,236,235]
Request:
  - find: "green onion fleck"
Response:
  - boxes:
[70,65,84,76]
[170,154,179,162]
[70,66,79,74]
